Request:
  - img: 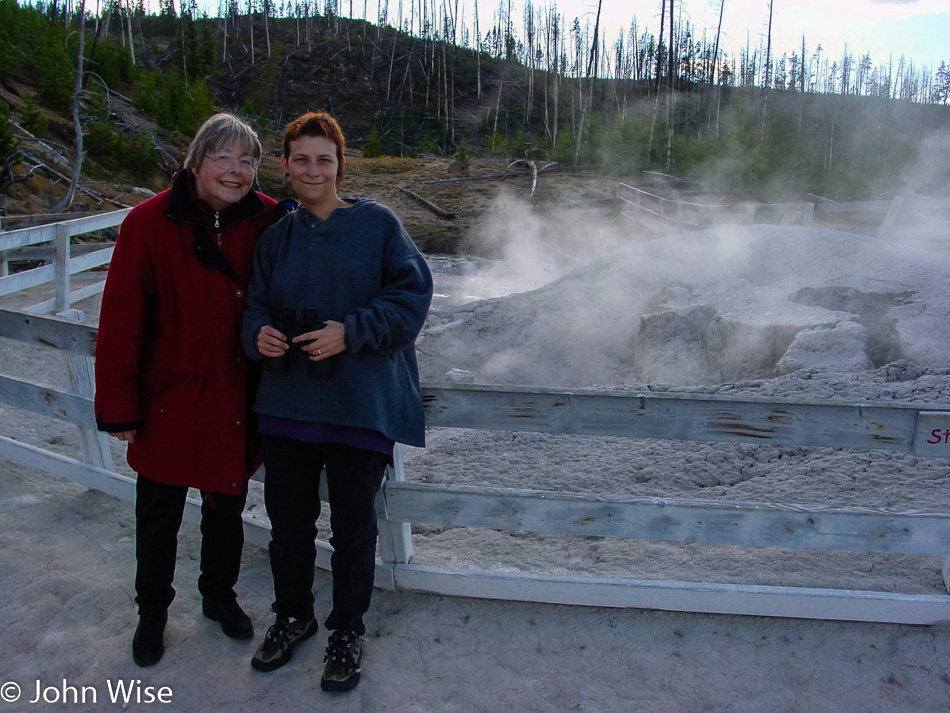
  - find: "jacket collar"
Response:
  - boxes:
[166,169,267,284]
[166,168,268,229]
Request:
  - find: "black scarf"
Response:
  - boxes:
[166,169,268,284]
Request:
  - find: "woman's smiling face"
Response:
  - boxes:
[281,134,341,213]
[192,141,255,210]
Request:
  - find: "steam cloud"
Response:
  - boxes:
[418,210,950,388]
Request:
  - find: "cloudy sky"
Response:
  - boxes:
[186,0,948,69]
[520,0,949,68]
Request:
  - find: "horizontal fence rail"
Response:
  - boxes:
[383,481,950,556]
[0,209,128,313]
[3,312,950,621]
[615,183,947,240]
[420,383,938,453]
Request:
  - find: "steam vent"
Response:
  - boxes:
[417,226,950,387]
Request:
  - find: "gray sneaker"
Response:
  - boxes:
[251,615,318,672]
[320,630,363,692]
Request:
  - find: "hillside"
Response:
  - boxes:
[1,7,631,253]
[1,74,624,255]
[2,5,948,246]
[0,80,623,255]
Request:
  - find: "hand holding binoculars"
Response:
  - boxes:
[264,308,334,377]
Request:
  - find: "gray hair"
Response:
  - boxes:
[184,113,262,173]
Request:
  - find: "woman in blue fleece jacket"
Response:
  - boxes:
[240,111,432,692]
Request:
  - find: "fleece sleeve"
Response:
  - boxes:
[241,228,277,361]
[343,251,433,355]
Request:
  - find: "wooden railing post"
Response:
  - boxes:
[0,225,8,277]
[54,222,70,314]
[378,442,414,572]
[58,308,113,472]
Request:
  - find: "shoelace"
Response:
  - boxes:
[263,622,290,651]
[325,634,359,668]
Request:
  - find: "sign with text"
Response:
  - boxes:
[913,412,950,457]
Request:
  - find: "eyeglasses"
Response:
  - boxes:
[204,153,259,174]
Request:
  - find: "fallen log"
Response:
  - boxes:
[21,157,107,205]
[399,187,455,219]
[420,172,517,185]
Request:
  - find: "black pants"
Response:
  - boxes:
[134,474,248,615]
[262,435,388,636]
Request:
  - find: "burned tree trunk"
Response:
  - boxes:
[52,0,86,213]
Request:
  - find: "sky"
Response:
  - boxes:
[179,0,949,70]
[506,0,950,69]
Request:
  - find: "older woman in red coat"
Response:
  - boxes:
[95,113,276,667]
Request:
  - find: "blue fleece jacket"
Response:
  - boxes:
[241,198,433,446]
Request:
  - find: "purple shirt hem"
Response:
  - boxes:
[259,415,395,463]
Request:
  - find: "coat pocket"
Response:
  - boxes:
[143,370,201,416]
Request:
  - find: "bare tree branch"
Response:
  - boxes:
[52,1,88,213]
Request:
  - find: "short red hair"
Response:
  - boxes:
[283,112,347,188]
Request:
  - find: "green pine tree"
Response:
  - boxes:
[0,24,14,81]
[419,132,442,156]
[18,94,47,137]
[455,137,471,170]
[0,99,23,191]
[256,111,269,141]
[363,126,383,158]
[36,32,74,112]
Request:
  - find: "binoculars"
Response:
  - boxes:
[264,308,333,377]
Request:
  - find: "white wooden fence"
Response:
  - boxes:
[614,183,941,239]
[0,209,128,313]
[3,209,950,625]
[2,306,950,625]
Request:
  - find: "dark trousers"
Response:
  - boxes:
[262,434,388,636]
[134,474,248,615]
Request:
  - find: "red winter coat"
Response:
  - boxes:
[95,170,276,494]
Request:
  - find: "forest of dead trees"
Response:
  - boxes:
[35,0,950,102]
[2,0,949,208]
